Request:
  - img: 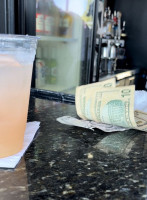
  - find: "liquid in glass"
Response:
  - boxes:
[0,35,38,158]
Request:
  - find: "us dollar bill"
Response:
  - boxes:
[75,79,147,132]
[134,110,147,131]
[78,85,137,128]
[75,78,116,120]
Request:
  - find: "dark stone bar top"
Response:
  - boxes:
[1,96,147,200]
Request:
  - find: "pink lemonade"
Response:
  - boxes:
[0,56,33,158]
[0,34,38,158]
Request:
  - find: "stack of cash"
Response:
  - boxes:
[75,78,147,132]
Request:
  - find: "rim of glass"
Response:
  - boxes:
[0,34,39,42]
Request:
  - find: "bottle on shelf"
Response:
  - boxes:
[108,9,111,20]
[35,47,46,87]
[44,0,55,36]
[43,47,50,84]
[113,11,117,24]
[36,0,45,35]
[103,7,113,39]
[43,47,58,84]
[102,11,107,38]
[105,20,113,38]
[104,7,110,19]
[121,21,127,39]
[49,48,58,84]
[117,11,122,40]
[113,10,118,39]
[59,11,73,38]
[103,10,107,23]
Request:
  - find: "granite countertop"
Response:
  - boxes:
[0,96,147,200]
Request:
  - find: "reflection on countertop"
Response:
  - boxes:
[0,96,147,200]
[0,158,29,200]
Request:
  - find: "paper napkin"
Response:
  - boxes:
[134,90,147,112]
[0,121,40,169]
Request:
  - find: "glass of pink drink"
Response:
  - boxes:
[0,34,38,158]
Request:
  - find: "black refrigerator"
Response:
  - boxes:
[0,0,98,102]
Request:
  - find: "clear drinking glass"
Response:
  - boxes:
[0,34,38,158]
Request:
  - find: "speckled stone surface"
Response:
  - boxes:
[0,96,147,200]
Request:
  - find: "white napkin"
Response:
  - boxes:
[0,121,40,169]
[134,90,147,112]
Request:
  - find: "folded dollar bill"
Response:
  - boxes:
[75,78,147,132]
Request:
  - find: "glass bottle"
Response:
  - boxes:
[36,47,46,87]
[49,48,58,84]
[59,11,73,38]
[36,0,45,35]
[121,21,127,39]
[44,0,54,36]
